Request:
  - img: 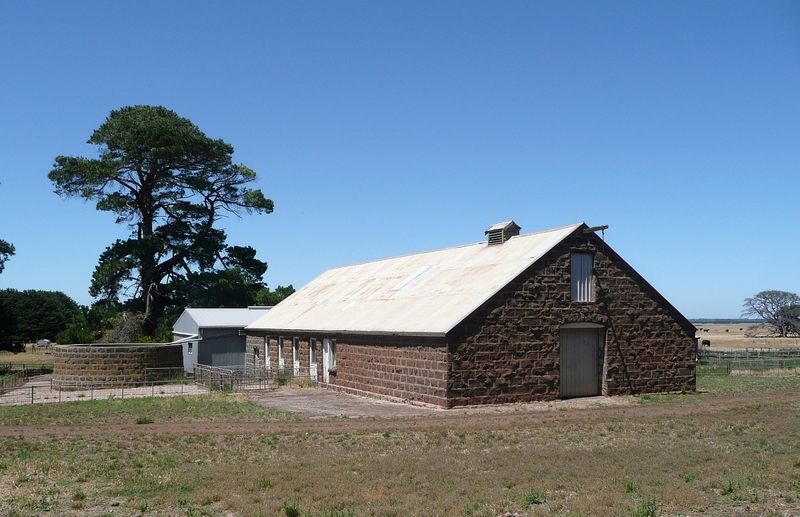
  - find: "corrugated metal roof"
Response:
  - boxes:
[247,223,584,336]
[179,308,271,329]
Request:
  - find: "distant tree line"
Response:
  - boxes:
[0,289,83,351]
[0,283,295,351]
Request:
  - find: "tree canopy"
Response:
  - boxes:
[254,284,296,306]
[742,290,800,337]
[0,239,14,274]
[0,182,14,274]
[0,289,83,350]
[49,106,274,336]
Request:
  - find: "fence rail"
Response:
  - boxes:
[0,370,27,392]
[0,364,53,392]
[0,378,207,406]
[697,348,800,376]
[194,364,317,391]
[0,363,53,375]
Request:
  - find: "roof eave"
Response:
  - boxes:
[245,327,447,338]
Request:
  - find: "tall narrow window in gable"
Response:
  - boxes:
[571,253,594,302]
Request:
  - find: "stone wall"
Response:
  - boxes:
[446,230,696,407]
[52,343,183,388]
[245,331,447,405]
[245,334,266,371]
[332,340,448,407]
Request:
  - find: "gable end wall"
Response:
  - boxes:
[447,230,696,407]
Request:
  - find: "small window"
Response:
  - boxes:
[188,342,193,354]
[254,346,259,359]
[571,253,594,302]
[331,339,337,367]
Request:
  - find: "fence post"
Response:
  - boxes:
[31,386,34,405]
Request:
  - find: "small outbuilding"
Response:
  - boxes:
[173,307,271,373]
[245,222,696,407]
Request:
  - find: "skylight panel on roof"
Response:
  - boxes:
[392,265,435,291]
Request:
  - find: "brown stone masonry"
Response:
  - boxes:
[447,229,696,407]
[332,340,448,407]
[246,332,448,406]
[52,343,183,388]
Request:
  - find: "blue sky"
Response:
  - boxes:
[0,1,798,318]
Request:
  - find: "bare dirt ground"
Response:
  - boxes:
[244,387,633,419]
[0,374,209,406]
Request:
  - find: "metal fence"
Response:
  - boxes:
[0,364,53,392]
[697,348,800,376]
[0,379,207,406]
[0,370,26,392]
[0,368,206,406]
[194,364,317,391]
[0,363,52,375]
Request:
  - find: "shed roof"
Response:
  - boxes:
[176,307,271,330]
[247,223,584,336]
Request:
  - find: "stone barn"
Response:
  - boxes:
[245,222,696,407]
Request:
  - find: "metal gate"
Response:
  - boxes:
[560,327,602,398]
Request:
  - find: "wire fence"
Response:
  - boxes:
[194,364,318,391]
[0,368,205,406]
[0,364,53,392]
[0,370,27,392]
[0,364,53,375]
[697,348,800,377]
[0,379,208,406]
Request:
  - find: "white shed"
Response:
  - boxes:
[173,307,271,373]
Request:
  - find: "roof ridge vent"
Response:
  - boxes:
[485,220,521,245]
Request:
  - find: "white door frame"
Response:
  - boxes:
[322,338,330,384]
[309,339,317,379]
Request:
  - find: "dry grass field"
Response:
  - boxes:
[0,348,55,367]
[695,323,800,350]
[2,376,800,517]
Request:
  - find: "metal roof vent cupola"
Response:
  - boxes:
[485,220,521,245]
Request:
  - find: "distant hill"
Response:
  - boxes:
[689,319,763,324]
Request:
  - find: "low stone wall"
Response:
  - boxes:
[52,343,183,388]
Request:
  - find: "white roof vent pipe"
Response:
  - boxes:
[485,220,521,245]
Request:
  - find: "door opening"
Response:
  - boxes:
[560,324,603,398]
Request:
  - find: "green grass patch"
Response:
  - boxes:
[522,489,546,506]
[0,392,299,426]
[698,374,800,395]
